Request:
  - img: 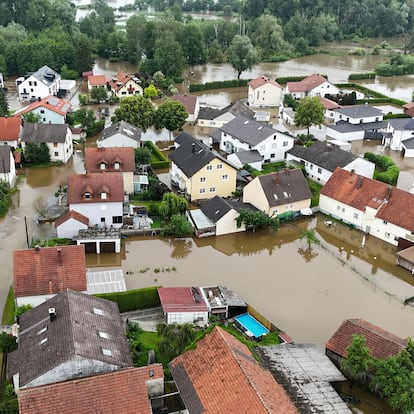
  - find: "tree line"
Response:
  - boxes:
[1,0,414,82]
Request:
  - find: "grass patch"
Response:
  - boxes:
[306,179,322,207]
[2,287,15,326]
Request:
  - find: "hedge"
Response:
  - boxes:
[348,72,376,80]
[144,141,170,169]
[276,74,328,85]
[364,152,399,185]
[95,286,161,312]
[189,79,249,92]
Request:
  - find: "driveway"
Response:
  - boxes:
[121,306,164,332]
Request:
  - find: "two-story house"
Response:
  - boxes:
[97,120,142,149]
[383,117,414,154]
[15,95,72,124]
[16,66,61,102]
[286,141,375,184]
[285,73,339,99]
[169,133,237,201]
[21,123,73,164]
[84,146,136,194]
[243,169,312,217]
[320,167,414,246]
[0,116,22,148]
[247,76,282,107]
[8,290,133,390]
[0,145,17,186]
[108,71,143,98]
[67,172,124,228]
[219,115,294,164]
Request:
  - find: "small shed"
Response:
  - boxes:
[396,245,414,273]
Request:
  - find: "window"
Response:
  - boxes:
[353,213,359,219]
[200,177,206,183]
[216,164,223,169]
[102,348,112,356]
[54,152,58,157]
[206,165,213,171]
[283,141,289,146]
[383,220,388,225]
[385,232,390,238]
[256,91,259,99]
[101,192,107,199]
[84,192,91,199]
[93,307,104,315]
[310,164,313,170]
[317,167,322,174]
[209,187,216,193]
[270,154,275,158]
[114,162,120,169]
[53,142,58,147]
[100,217,105,223]
[34,81,37,86]
[271,143,277,149]
[40,109,44,114]
[99,331,109,339]
[199,188,206,194]
[222,174,228,180]
[112,216,122,224]
[29,81,32,86]
[337,205,341,211]
[260,145,266,150]
[100,163,106,170]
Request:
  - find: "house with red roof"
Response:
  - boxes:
[320,167,414,246]
[0,145,17,186]
[169,326,299,414]
[14,95,72,124]
[13,245,87,307]
[67,172,124,229]
[84,146,136,194]
[326,318,406,368]
[16,365,164,414]
[108,70,143,98]
[248,76,282,107]
[171,94,200,122]
[87,74,107,90]
[285,73,339,99]
[158,287,209,327]
[55,209,89,239]
[0,116,22,148]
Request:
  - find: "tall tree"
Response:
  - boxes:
[154,100,188,138]
[0,88,8,117]
[112,95,154,132]
[158,192,188,219]
[153,35,186,79]
[299,228,320,251]
[228,35,258,79]
[180,23,206,65]
[294,96,324,135]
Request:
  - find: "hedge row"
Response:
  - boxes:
[356,98,407,106]
[189,79,249,92]
[145,141,170,169]
[95,286,161,312]
[348,72,376,80]
[276,74,328,85]
[336,83,388,99]
[364,152,400,185]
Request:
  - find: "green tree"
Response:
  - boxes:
[157,323,196,359]
[153,35,186,80]
[0,88,8,116]
[161,214,193,237]
[236,210,279,232]
[180,23,206,65]
[294,96,324,134]
[0,181,11,216]
[22,112,41,124]
[158,192,188,219]
[152,71,167,89]
[228,35,259,79]
[144,84,159,99]
[23,142,50,164]
[0,332,17,354]
[90,87,108,103]
[113,95,155,132]
[299,228,320,250]
[154,100,188,139]
[134,146,152,165]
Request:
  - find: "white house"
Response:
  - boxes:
[285,73,339,99]
[171,94,200,123]
[401,138,414,157]
[67,172,124,228]
[108,71,143,98]
[383,118,414,151]
[248,76,282,107]
[87,74,107,90]
[21,123,73,164]
[227,149,263,171]
[157,287,209,327]
[0,145,17,186]
[15,95,72,124]
[320,167,414,247]
[0,116,21,148]
[332,104,384,124]
[55,210,89,239]
[16,65,61,102]
[219,115,294,164]
[286,141,375,185]
[97,120,142,149]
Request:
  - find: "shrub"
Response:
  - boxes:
[189,79,249,92]
[144,141,169,169]
[348,47,366,56]
[348,73,376,81]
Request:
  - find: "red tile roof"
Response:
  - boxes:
[17,365,164,414]
[67,172,124,204]
[320,96,340,110]
[248,76,281,90]
[171,94,198,114]
[88,74,107,86]
[326,319,406,360]
[16,96,72,117]
[84,146,135,173]
[158,287,208,313]
[13,245,87,297]
[108,71,140,92]
[321,167,414,231]
[170,326,298,414]
[287,73,329,93]
[54,209,89,228]
[0,117,21,141]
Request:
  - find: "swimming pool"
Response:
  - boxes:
[234,313,269,340]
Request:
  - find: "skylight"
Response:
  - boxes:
[102,348,112,356]
[93,307,104,316]
[38,327,48,335]
[39,338,48,345]
[99,331,109,339]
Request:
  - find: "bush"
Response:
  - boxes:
[276,74,327,85]
[144,141,169,169]
[348,72,376,81]
[96,286,161,312]
[189,79,249,92]
[364,152,400,185]
[348,47,366,56]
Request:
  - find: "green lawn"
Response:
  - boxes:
[2,287,15,326]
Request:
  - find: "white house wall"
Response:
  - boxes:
[0,151,16,186]
[18,75,60,102]
[343,158,375,179]
[166,311,208,327]
[332,112,383,125]
[248,84,281,107]
[216,209,246,236]
[16,293,55,308]
[98,134,139,148]
[123,171,134,194]
[32,107,66,124]
[286,153,332,184]
[46,129,73,163]
[56,217,89,239]
[326,127,364,141]
[69,202,123,228]
[310,82,339,97]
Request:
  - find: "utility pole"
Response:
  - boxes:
[24,216,29,248]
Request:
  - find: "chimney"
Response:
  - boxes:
[275,173,280,185]
[192,143,195,153]
[35,245,41,252]
[49,307,56,321]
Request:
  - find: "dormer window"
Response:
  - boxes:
[101,192,107,199]
[84,192,91,199]
[100,163,106,170]
[114,162,120,169]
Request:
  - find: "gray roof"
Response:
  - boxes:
[232,149,263,164]
[200,195,258,222]
[8,290,132,387]
[0,145,11,173]
[208,128,221,144]
[287,141,356,172]
[402,137,414,149]
[334,104,383,118]
[198,107,222,120]
[175,131,195,146]
[169,132,235,178]
[29,65,59,86]
[220,115,279,146]
[329,120,387,133]
[21,123,68,143]
[387,117,414,130]
[257,169,312,208]
[199,100,254,121]
[256,343,351,414]
[99,120,142,142]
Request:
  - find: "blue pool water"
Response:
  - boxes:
[234,313,269,338]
